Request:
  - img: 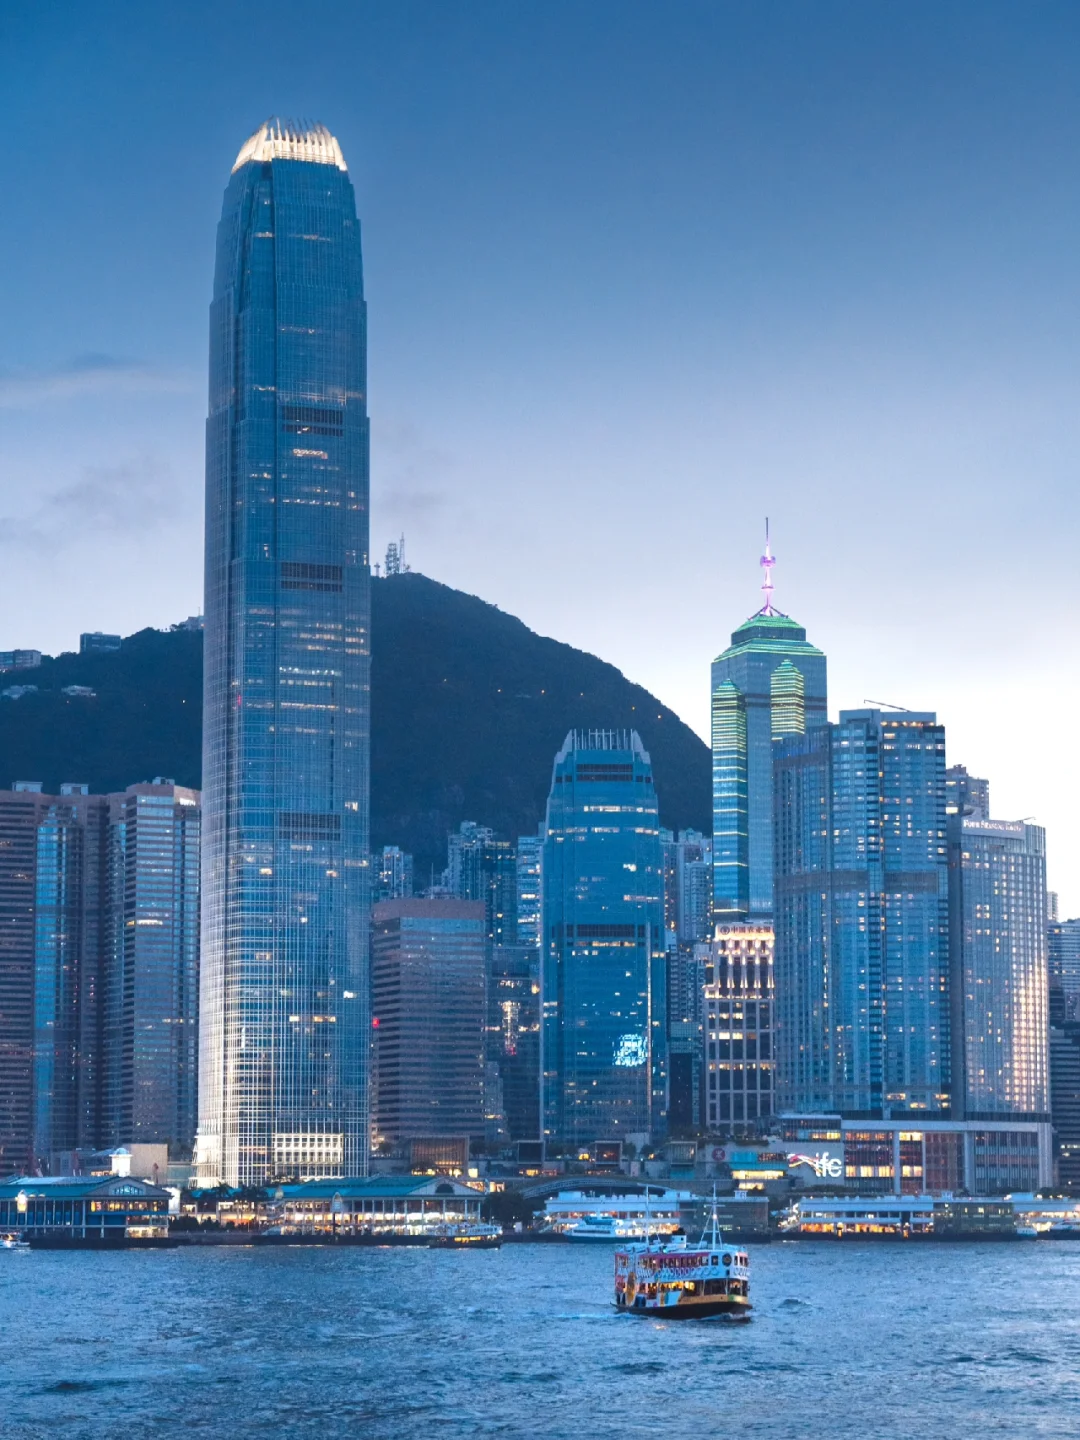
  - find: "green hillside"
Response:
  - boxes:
[0,573,711,875]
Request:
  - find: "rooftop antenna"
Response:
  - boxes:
[760,519,776,616]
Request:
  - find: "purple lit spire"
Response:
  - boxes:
[759,519,776,616]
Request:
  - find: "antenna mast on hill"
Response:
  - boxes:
[384,534,410,577]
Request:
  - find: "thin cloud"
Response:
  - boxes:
[0,355,193,408]
[0,457,181,548]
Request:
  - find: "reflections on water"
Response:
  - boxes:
[1,1241,1079,1437]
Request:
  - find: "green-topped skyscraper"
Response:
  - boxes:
[711,529,827,922]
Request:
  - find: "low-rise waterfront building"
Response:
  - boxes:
[267,1176,485,1235]
[781,1194,1014,1238]
[0,1174,171,1240]
[776,1113,1051,1195]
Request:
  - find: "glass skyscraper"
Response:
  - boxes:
[541,730,666,1149]
[0,781,200,1174]
[103,783,201,1155]
[773,710,950,1117]
[711,541,826,922]
[951,817,1049,1121]
[197,121,371,1186]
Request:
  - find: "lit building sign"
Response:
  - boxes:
[788,1152,843,1179]
[614,1033,647,1067]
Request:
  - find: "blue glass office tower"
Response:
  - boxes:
[773,710,950,1117]
[197,122,370,1186]
[712,542,826,922]
[541,731,666,1148]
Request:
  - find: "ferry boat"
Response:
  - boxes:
[567,1215,650,1244]
[427,1222,502,1250]
[614,1199,751,1321]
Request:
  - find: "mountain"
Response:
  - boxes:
[0,573,711,875]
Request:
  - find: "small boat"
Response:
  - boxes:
[614,1194,751,1321]
[0,1234,30,1251]
[427,1222,502,1250]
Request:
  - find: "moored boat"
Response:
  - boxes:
[427,1222,502,1250]
[614,1197,751,1320]
[567,1215,650,1243]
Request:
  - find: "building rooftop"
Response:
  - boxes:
[0,1175,169,1199]
[714,609,824,663]
[233,119,347,174]
[271,1176,483,1200]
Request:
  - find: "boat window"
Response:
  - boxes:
[711,1255,718,1265]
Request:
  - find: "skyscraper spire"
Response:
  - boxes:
[760,519,776,616]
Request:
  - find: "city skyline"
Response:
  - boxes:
[1,3,1077,909]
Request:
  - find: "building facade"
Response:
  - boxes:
[950,817,1049,1122]
[374,845,413,904]
[444,823,518,952]
[370,900,486,1150]
[711,541,826,923]
[700,926,774,1131]
[945,763,989,821]
[1050,1022,1080,1192]
[487,942,541,1143]
[777,1114,1052,1195]
[541,730,666,1149]
[773,710,950,1118]
[1049,917,1080,1024]
[198,120,371,1185]
[102,783,201,1155]
[516,831,543,951]
[0,781,200,1175]
[0,784,110,1172]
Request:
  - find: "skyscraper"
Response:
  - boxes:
[711,535,826,922]
[0,780,200,1174]
[487,942,541,1143]
[541,730,666,1149]
[773,710,950,1117]
[374,846,414,905]
[444,823,518,951]
[370,900,486,1150]
[197,121,371,1186]
[945,764,989,822]
[515,831,543,950]
[102,783,201,1155]
[950,816,1049,1121]
[0,784,109,1172]
[700,925,774,1130]
[1049,917,1080,1024]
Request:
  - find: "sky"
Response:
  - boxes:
[1,1,1078,907]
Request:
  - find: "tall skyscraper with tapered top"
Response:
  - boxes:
[197,121,370,1186]
[711,531,826,922]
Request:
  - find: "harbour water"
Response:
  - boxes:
[2,1240,1079,1437]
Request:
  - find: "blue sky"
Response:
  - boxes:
[1,1,1078,904]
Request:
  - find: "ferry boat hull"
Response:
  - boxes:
[616,1293,752,1321]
